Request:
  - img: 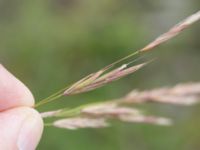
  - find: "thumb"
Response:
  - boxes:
[0,107,43,150]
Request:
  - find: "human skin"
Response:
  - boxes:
[0,64,43,150]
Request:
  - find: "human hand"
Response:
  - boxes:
[0,64,43,150]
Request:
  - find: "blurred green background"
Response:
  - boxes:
[0,0,200,150]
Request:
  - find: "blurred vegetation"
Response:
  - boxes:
[0,0,200,150]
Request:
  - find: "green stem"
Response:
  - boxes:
[34,85,71,108]
[44,123,53,127]
[35,94,63,108]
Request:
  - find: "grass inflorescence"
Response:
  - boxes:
[36,11,200,129]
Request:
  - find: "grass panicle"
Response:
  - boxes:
[37,11,200,129]
[42,82,200,129]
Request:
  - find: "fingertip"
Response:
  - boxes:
[0,107,44,150]
[17,108,44,150]
[0,64,35,111]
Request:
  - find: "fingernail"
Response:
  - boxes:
[17,114,43,150]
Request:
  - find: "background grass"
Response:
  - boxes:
[0,0,200,149]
